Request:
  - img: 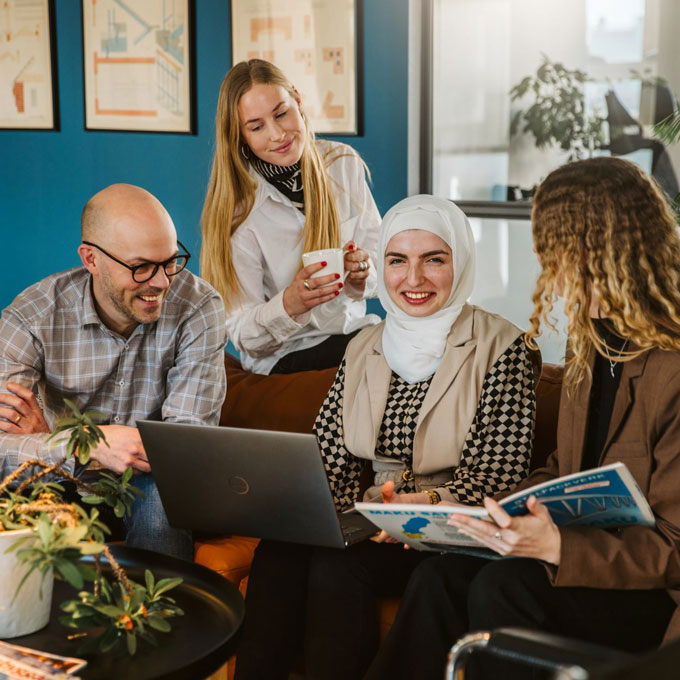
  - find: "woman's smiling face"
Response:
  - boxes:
[238,83,306,166]
[383,229,454,317]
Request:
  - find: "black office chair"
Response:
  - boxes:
[446,627,680,679]
[605,88,679,199]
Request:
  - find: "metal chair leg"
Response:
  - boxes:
[445,632,490,680]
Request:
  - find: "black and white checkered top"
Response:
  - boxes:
[314,335,535,509]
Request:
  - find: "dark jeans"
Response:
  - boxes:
[62,474,193,561]
[367,555,677,680]
[125,474,193,561]
[270,331,360,374]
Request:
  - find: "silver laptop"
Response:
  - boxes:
[137,421,379,549]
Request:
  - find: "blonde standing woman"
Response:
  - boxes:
[201,59,380,374]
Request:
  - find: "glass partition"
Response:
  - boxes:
[468,217,567,365]
[432,0,680,205]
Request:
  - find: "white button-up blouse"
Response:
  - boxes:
[226,140,381,375]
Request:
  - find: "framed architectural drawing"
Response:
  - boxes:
[231,0,361,136]
[0,0,59,130]
[81,0,195,133]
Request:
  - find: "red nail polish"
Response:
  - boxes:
[321,261,327,267]
[335,273,340,279]
[338,282,343,289]
[335,291,340,296]
[348,244,355,250]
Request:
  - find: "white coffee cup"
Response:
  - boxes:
[301,248,346,286]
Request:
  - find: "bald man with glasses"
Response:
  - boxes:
[0,184,227,560]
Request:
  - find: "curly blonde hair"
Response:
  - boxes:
[526,156,680,391]
[201,59,351,311]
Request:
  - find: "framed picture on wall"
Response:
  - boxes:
[81,0,195,133]
[0,0,59,130]
[231,0,362,136]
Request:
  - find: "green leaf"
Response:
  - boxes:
[80,495,104,505]
[93,604,125,618]
[147,616,171,633]
[126,632,137,655]
[54,558,84,589]
[153,577,183,596]
[37,515,52,546]
[63,398,83,418]
[114,500,125,518]
[145,569,154,592]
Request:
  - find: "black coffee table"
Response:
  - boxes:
[9,545,244,680]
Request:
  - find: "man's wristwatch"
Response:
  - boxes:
[424,489,441,505]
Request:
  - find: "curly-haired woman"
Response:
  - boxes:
[366,156,680,680]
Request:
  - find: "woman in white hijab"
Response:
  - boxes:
[235,195,538,680]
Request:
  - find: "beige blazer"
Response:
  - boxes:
[342,304,526,502]
[511,346,680,642]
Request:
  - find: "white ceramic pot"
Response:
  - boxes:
[0,528,53,638]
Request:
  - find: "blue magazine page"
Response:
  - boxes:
[498,462,655,528]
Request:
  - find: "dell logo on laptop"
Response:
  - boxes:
[229,476,249,495]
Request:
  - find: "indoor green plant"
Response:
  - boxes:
[510,54,606,161]
[0,400,183,654]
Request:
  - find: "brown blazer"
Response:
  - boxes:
[513,346,680,642]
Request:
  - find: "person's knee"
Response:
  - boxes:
[468,559,546,626]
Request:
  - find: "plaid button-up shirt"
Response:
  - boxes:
[0,266,227,476]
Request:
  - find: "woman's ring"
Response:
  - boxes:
[493,531,502,541]
[303,279,312,291]
[14,414,22,426]
[359,260,368,272]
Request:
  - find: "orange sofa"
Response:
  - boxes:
[193,353,564,637]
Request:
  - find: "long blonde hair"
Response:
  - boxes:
[201,59,344,310]
[526,156,680,390]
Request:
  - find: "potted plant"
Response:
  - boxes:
[0,400,183,655]
[510,54,606,161]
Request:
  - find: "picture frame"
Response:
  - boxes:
[81,0,195,134]
[231,0,362,136]
[0,0,59,131]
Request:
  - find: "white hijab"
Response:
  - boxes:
[377,195,476,384]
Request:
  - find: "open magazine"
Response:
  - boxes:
[354,462,655,553]
[0,641,86,680]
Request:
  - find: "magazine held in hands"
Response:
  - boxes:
[354,463,655,554]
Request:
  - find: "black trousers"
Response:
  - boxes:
[234,540,431,680]
[236,541,676,680]
[269,331,360,374]
[367,555,677,680]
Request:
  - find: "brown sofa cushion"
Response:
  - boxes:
[220,353,336,434]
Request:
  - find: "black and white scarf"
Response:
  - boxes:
[251,156,304,212]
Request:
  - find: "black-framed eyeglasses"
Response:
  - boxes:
[82,240,191,283]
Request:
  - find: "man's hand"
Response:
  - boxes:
[90,425,150,475]
[447,495,562,565]
[0,382,50,434]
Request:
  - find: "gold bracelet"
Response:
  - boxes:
[424,489,441,505]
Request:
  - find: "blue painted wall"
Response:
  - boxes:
[0,0,408,310]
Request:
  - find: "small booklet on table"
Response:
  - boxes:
[0,640,86,680]
[354,462,655,555]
